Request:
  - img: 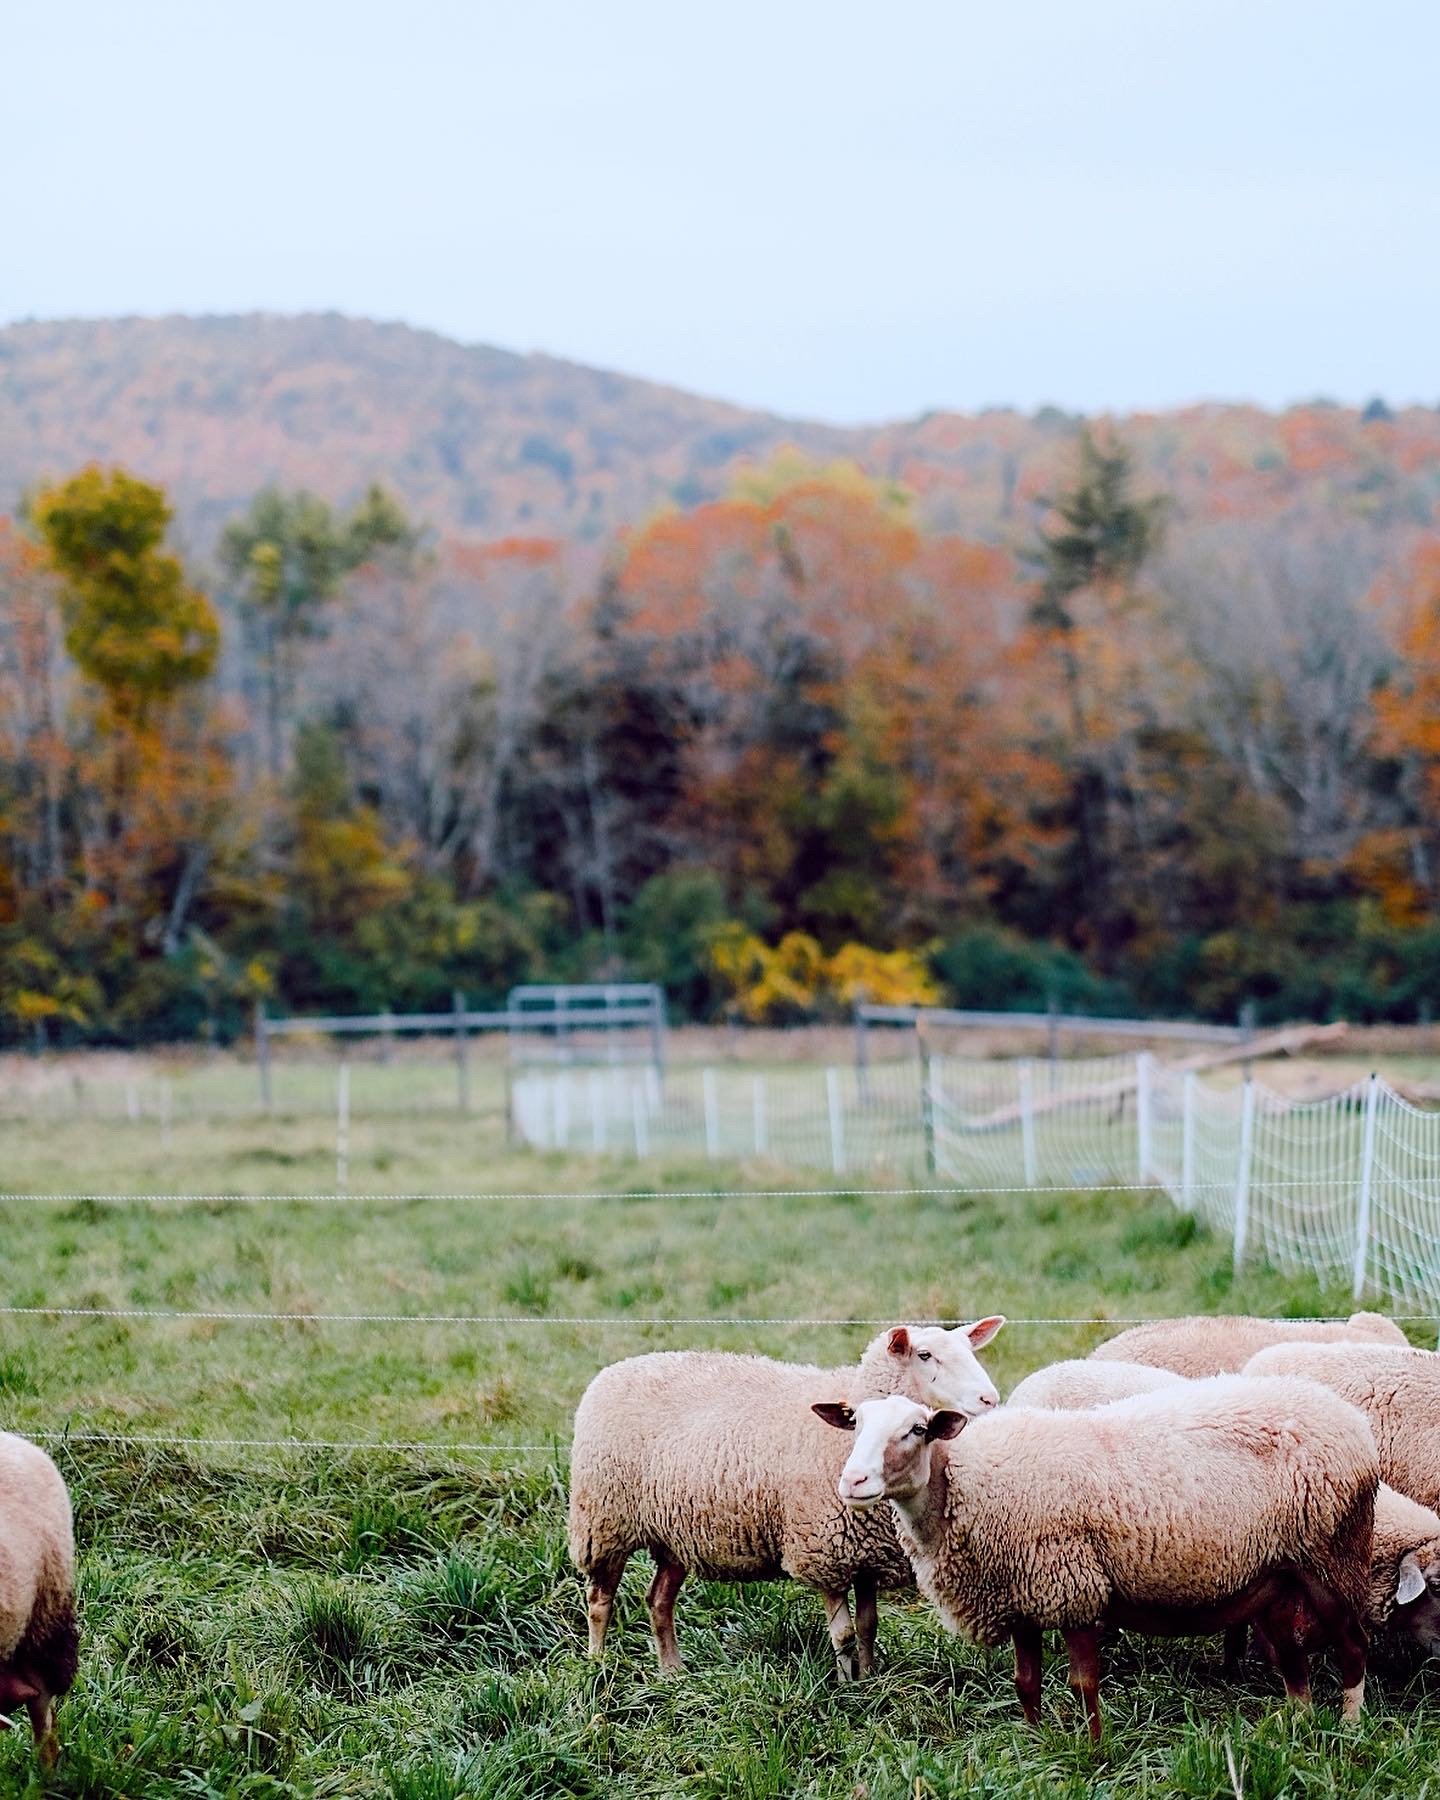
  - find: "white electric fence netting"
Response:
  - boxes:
[512,1058,1440,1310]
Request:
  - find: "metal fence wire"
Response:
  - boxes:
[512,1058,1440,1309]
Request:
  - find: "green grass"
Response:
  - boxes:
[0,1097,1437,1795]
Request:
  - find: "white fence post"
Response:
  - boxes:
[589,1071,606,1153]
[826,1067,846,1174]
[703,1069,720,1160]
[1136,1052,1153,1183]
[1181,1071,1196,1211]
[1352,1073,1380,1301]
[1019,1061,1038,1188]
[336,1059,350,1195]
[753,1075,767,1155]
[631,1080,650,1159]
[1232,1079,1256,1276]
[555,1072,571,1150]
[125,1080,140,1123]
[159,1080,173,1154]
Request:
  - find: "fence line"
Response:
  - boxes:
[513,1059,1440,1310]
[4,1305,1436,1329]
[35,1430,558,1457]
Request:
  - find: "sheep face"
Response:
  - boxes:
[813,1395,965,1508]
[1395,1543,1440,1654]
[885,1319,1004,1417]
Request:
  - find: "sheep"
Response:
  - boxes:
[1365,1485,1440,1655]
[1006,1358,1182,1410]
[568,1316,1004,1680]
[814,1375,1377,1738]
[1241,1341,1440,1510]
[1090,1310,1406,1378]
[0,1432,78,1770]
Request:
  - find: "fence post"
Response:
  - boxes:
[555,1072,571,1149]
[255,1001,273,1114]
[753,1074,767,1155]
[380,1010,395,1065]
[1136,1052,1153,1182]
[826,1067,846,1175]
[125,1080,140,1124]
[1232,1078,1256,1276]
[453,990,470,1114]
[853,996,870,1104]
[1181,1071,1196,1211]
[1047,993,1061,1067]
[336,1059,350,1194]
[589,1071,606,1152]
[1351,1073,1379,1301]
[1019,1060,1038,1188]
[920,1031,936,1177]
[631,1081,650,1159]
[650,990,667,1087]
[159,1079,173,1154]
[703,1069,720,1160]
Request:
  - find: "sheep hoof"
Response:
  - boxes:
[1342,1681,1365,1722]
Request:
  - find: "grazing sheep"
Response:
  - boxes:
[1090,1311,1406,1378]
[1367,1485,1440,1654]
[1233,1483,1440,1673]
[815,1376,1377,1738]
[0,1432,78,1770]
[1241,1342,1440,1510]
[568,1317,1004,1679]
[1006,1358,1182,1410]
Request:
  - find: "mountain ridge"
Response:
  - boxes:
[2,312,1438,552]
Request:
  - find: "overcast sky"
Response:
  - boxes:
[6,0,1438,424]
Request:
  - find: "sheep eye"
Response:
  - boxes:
[909,1424,926,1437]
[917,1351,932,1362]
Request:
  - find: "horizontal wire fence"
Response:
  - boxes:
[514,1057,1440,1311]
[19,1301,1437,1468]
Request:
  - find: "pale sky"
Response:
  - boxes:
[5,0,1438,424]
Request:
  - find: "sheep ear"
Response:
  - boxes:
[925,1410,966,1441]
[887,1327,911,1357]
[812,1402,856,1431]
[1396,1553,1427,1606]
[965,1316,1006,1349]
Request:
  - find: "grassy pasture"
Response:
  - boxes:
[0,1078,1438,1795]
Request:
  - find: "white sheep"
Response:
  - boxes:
[0,1432,77,1769]
[1089,1310,1406,1378]
[815,1375,1377,1738]
[1241,1341,1440,1510]
[567,1317,1004,1679]
[1006,1358,1181,1410]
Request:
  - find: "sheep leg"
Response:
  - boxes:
[821,1589,858,1682]
[1063,1625,1103,1743]
[585,1551,630,1658]
[1012,1622,1043,1725]
[1296,1577,1367,1719]
[1222,1623,1249,1677]
[25,1693,57,1771]
[1332,1613,1367,1722]
[1259,1594,1311,1706]
[853,1572,879,1678]
[646,1555,687,1674]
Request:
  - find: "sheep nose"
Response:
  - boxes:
[977,1392,998,1409]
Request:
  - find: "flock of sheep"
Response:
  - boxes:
[2,1308,1437,1766]
[569,1310,1440,1739]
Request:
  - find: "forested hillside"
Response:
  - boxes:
[4,314,1440,549]
[4,314,1440,1042]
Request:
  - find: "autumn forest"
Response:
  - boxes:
[6,322,1440,1042]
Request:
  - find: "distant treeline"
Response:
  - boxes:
[4,434,1440,1044]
